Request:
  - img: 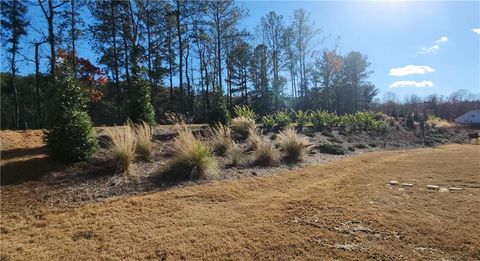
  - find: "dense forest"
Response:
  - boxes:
[1,0,479,130]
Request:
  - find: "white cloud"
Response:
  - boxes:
[473,28,480,34]
[419,36,448,54]
[389,65,435,76]
[389,81,434,88]
[435,36,448,43]
[420,45,440,54]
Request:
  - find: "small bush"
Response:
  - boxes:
[348,146,356,152]
[207,123,234,156]
[105,125,137,173]
[231,116,255,139]
[354,144,368,149]
[262,114,276,130]
[134,121,153,161]
[169,125,218,180]
[317,143,346,155]
[311,111,339,131]
[233,105,257,121]
[406,113,415,129]
[276,128,310,162]
[274,110,291,129]
[328,137,343,144]
[295,110,311,129]
[253,134,279,166]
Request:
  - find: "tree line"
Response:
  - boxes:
[1,0,478,130]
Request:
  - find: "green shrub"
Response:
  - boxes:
[169,125,218,180]
[233,105,257,121]
[295,110,311,129]
[231,116,255,140]
[406,113,415,129]
[128,75,156,126]
[311,111,339,131]
[45,66,98,163]
[348,146,356,152]
[274,110,291,128]
[262,114,276,130]
[327,137,343,144]
[46,110,99,163]
[276,128,310,162]
[317,143,346,155]
[354,144,368,149]
[209,88,230,124]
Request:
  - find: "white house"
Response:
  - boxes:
[455,110,480,125]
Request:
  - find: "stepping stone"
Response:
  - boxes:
[426,185,439,190]
[390,181,398,185]
[402,183,413,187]
[448,187,463,192]
[439,187,449,192]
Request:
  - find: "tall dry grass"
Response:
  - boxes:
[276,128,310,162]
[105,125,136,174]
[231,116,255,139]
[169,124,218,180]
[207,123,234,156]
[134,121,153,161]
[227,141,244,167]
[249,128,279,166]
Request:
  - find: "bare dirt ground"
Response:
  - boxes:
[1,144,479,260]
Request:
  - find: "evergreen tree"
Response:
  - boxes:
[45,63,98,162]
[1,0,29,129]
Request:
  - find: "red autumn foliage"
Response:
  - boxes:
[57,49,109,102]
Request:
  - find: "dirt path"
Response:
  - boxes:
[1,144,479,260]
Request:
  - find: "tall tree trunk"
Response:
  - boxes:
[35,42,43,128]
[110,0,121,121]
[70,0,76,69]
[47,0,56,76]
[11,51,19,129]
[174,4,183,113]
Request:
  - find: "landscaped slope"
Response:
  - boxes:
[1,144,479,260]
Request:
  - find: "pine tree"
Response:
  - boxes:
[1,0,29,129]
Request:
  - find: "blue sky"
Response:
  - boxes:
[4,0,480,101]
[239,1,480,101]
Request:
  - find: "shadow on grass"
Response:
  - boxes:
[1,156,66,185]
[1,147,47,161]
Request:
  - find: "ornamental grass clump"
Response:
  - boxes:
[134,121,153,161]
[276,128,311,162]
[251,131,279,166]
[105,125,137,174]
[231,116,255,140]
[207,123,234,156]
[226,141,244,167]
[169,125,218,180]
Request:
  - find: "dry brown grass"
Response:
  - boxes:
[207,123,234,156]
[276,128,311,162]
[226,141,244,166]
[231,116,255,139]
[252,133,279,166]
[168,125,218,180]
[104,125,136,174]
[1,144,479,260]
[133,121,153,161]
